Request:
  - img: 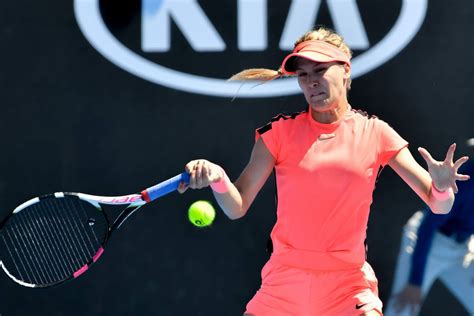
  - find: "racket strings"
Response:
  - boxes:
[64,197,102,258]
[40,204,80,278]
[39,200,89,281]
[1,228,31,283]
[17,211,57,284]
[0,196,108,287]
[8,213,52,285]
[49,199,93,268]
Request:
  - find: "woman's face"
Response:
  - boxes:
[295,58,350,112]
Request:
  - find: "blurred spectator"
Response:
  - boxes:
[385,139,474,316]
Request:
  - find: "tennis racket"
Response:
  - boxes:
[0,172,189,288]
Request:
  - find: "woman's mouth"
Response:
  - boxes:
[311,91,325,98]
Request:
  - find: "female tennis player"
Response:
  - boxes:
[178,27,470,315]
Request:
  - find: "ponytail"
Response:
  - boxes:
[229,68,282,81]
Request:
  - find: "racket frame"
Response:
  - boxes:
[0,172,189,288]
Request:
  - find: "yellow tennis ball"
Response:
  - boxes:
[188,200,216,227]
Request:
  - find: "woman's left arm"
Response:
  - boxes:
[388,143,470,214]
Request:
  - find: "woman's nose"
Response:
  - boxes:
[310,80,319,87]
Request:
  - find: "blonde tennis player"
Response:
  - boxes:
[179,26,470,316]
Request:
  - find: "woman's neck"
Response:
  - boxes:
[311,100,349,124]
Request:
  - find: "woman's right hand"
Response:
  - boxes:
[177,139,274,219]
[178,159,224,193]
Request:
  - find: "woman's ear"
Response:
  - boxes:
[343,63,351,79]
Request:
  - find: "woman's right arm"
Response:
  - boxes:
[181,138,276,220]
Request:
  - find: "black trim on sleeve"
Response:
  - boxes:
[257,110,307,136]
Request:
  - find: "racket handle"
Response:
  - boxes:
[141,172,190,202]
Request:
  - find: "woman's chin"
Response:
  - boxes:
[310,100,330,111]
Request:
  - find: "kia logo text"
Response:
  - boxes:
[74,0,427,98]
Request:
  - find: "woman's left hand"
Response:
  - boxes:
[418,143,470,193]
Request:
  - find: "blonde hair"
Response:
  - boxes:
[229,26,352,85]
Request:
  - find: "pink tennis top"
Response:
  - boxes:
[256,106,408,270]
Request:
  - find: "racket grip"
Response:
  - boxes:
[141,172,190,202]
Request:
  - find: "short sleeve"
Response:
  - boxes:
[376,119,409,166]
[255,115,286,162]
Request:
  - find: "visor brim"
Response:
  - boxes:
[282,52,348,75]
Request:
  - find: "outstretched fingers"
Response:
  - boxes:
[453,155,470,170]
[454,156,471,186]
[418,144,471,193]
[444,143,456,164]
[417,147,436,166]
[450,179,459,194]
